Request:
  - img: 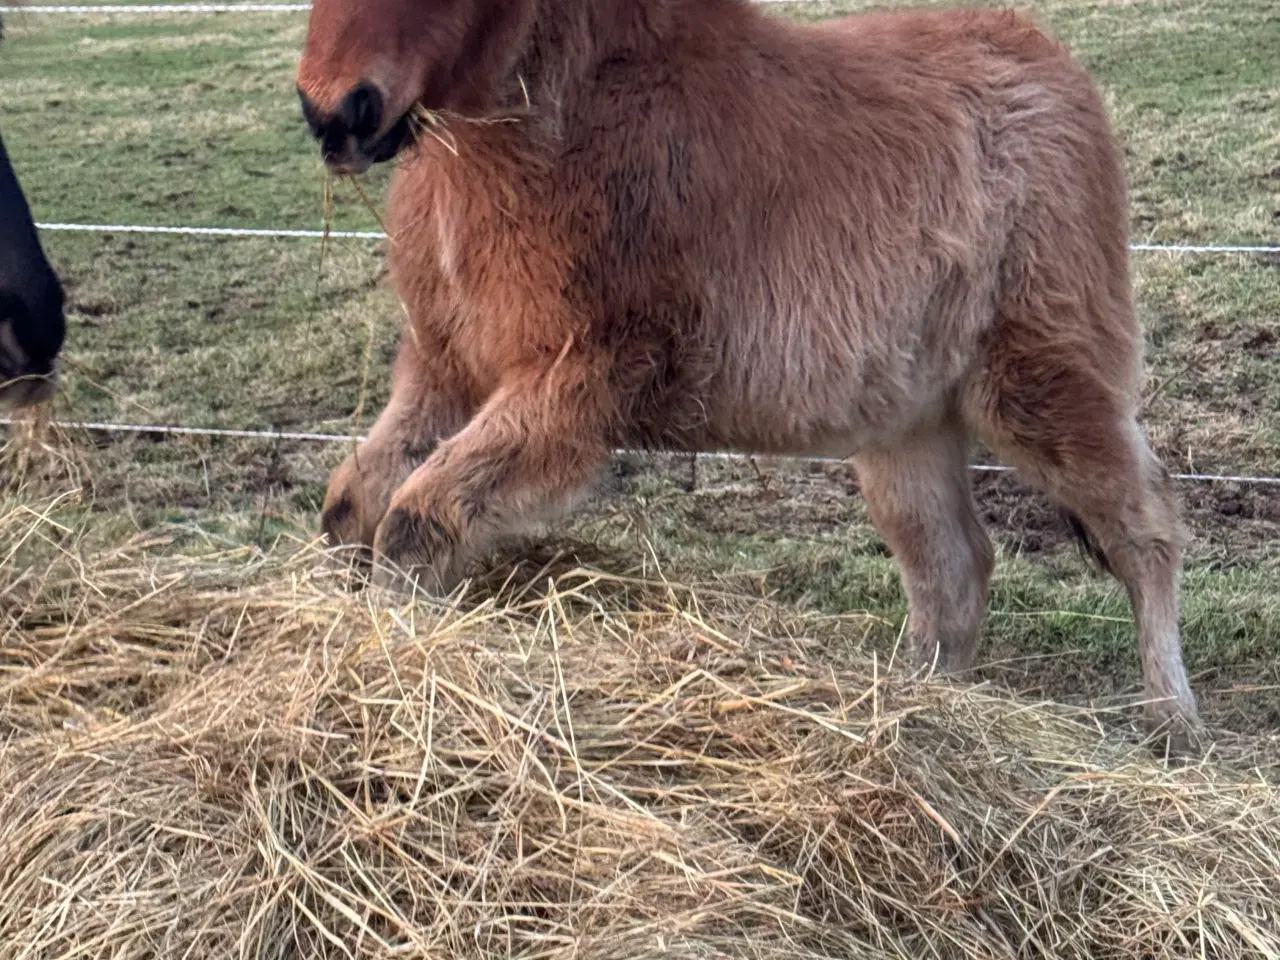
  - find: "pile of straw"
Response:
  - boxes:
[1,492,1278,960]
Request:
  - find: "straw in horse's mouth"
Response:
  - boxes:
[325,97,527,173]
[408,104,460,155]
[403,102,526,158]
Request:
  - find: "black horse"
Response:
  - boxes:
[0,16,65,409]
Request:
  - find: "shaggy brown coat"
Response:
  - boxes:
[295,0,1200,750]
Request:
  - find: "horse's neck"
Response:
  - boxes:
[515,0,746,114]
[517,0,625,105]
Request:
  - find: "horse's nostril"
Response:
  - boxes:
[342,82,384,141]
[298,87,325,139]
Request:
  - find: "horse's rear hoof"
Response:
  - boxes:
[910,634,980,677]
[1145,708,1208,762]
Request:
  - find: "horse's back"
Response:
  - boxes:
[654,6,1121,453]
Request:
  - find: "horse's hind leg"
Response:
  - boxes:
[965,324,1201,754]
[852,413,995,673]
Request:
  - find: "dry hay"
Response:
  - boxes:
[1,491,1278,960]
[0,411,92,499]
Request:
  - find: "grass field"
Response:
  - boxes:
[1,0,1278,744]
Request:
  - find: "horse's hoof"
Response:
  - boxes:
[1145,706,1207,761]
[372,506,463,598]
[320,488,353,536]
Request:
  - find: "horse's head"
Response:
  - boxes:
[0,24,65,411]
[296,0,534,174]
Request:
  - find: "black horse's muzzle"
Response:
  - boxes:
[0,282,64,410]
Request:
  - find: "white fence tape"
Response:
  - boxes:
[37,223,385,240]
[33,222,1280,254]
[4,416,1280,486]
[1,419,361,443]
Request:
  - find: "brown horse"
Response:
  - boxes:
[0,16,66,409]
[295,0,1201,751]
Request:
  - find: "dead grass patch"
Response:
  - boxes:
[1,492,1278,959]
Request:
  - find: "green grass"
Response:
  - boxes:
[0,0,1277,738]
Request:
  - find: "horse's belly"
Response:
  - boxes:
[683,293,962,456]
[695,362,935,458]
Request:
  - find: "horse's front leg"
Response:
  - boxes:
[370,357,611,594]
[320,333,476,563]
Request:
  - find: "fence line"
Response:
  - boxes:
[36,223,386,241]
[5,416,1280,487]
[3,419,360,444]
[1129,243,1280,255]
[33,222,1280,255]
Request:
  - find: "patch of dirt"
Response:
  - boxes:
[975,471,1280,563]
[70,295,122,319]
[1243,327,1277,357]
[1195,320,1278,359]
